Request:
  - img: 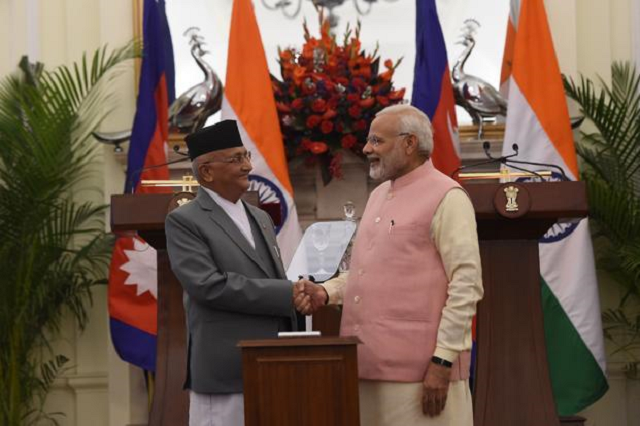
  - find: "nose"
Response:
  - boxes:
[363,140,373,155]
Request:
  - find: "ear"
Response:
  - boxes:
[405,134,418,154]
[199,163,214,183]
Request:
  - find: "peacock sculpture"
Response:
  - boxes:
[94,27,223,149]
[168,27,223,134]
[452,20,507,139]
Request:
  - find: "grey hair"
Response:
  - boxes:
[375,104,434,156]
[191,157,201,181]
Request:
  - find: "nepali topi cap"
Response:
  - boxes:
[185,120,244,161]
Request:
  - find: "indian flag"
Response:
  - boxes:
[221,0,301,266]
[501,0,608,415]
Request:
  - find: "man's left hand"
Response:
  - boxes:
[422,362,451,417]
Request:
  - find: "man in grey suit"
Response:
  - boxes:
[165,120,309,426]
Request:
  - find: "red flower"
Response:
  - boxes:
[320,120,334,134]
[341,134,357,149]
[384,59,393,69]
[292,98,304,110]
[311,98,327,112]
[327,96,340,109]
[352,78,367,90]
[348,105,361,119]
[309,141,329,154]
[335,121,344,133]
[347,93,360,102]
[306,115,322,128]
[376,95,390,106]
[354,119,367,131]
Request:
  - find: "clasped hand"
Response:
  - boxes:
[292,279,327,315]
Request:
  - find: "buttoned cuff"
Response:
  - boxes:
[433,347,459,364]
[322,273,347,305]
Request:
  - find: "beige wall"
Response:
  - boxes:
[0,1,636,425]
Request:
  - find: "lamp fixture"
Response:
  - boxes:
[261,0,401,28]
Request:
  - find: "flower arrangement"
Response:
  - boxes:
[272,19,405,181]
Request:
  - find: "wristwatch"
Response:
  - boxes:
[431,356,453,368]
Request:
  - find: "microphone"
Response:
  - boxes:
[502,144,569,181]
[450,141,520,178]
[451,141,568,182]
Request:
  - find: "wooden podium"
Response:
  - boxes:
[239,337,361,426]
[111,193,189,426]
[469,181,588,426]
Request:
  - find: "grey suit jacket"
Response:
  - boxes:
[165,189,297,394]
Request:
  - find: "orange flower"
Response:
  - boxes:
[322,109,337,120]
[276,102,291,113]
[379,70,393,82]
[309,141,329,154]
[293,66,307,85]
[388,88,406,101]
[384,59,393,69]
[280,49,293,61]
[376,95,390,106]
[359,97,375,108]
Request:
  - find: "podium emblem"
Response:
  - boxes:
[504,185,520,212]
[494,183,530,218]
[168,191,196,213]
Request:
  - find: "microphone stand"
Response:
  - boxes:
[125,145,191,193]
[451,142,569,182]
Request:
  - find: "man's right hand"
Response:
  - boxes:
[293,280,328,315]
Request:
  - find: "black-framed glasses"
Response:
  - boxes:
[202,151,252,165]
[365,132,411,147]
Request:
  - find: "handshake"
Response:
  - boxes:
[292,279,328,315]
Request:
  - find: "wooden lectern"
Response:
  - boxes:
[111,193,189,426]
[469,181,588,426]
[239,337,360,426]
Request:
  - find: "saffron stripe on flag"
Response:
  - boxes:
[221,0,301,266]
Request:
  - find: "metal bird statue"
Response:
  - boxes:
[168,27,223,134]
[93,27,223,150]
[452,20,507,139]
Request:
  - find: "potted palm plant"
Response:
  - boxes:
[564,62,640,377]
[0,43,138,425]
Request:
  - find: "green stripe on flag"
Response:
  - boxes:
[541,278,609,415]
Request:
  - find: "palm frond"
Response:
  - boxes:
[0,43,138,425]
[565,61,640,377]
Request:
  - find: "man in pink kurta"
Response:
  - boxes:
[296,105,483,425]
